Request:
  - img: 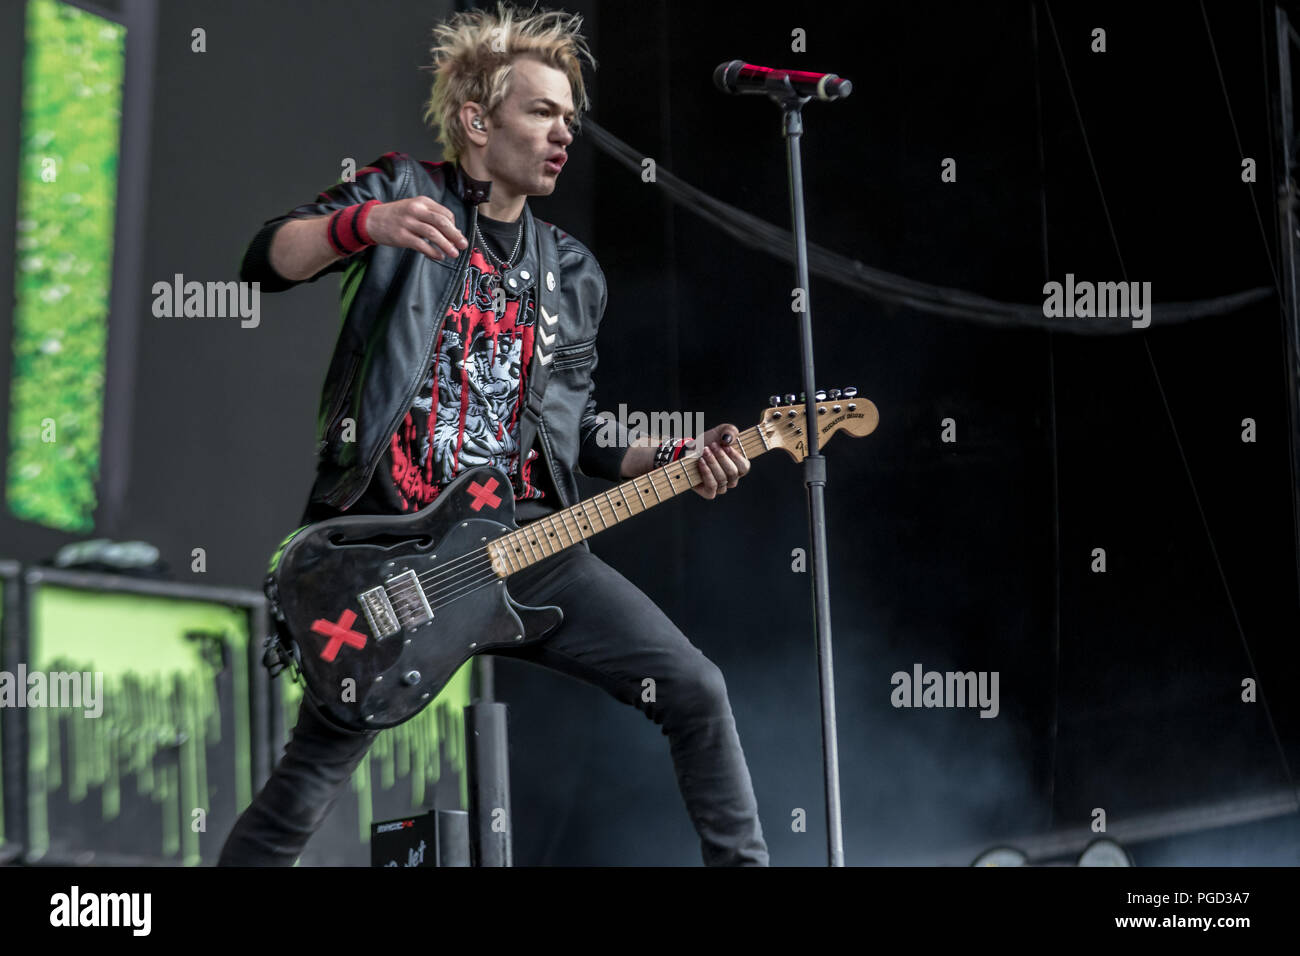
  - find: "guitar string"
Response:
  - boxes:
[381,454,710,609]
[416,446,723,582]
[382,454,702,599]
[371,429,748,595]
[388,431,763,603]
[377,430,765,612]
[418,420,759,606]
[408,495,679,610]
[379,431,764,611]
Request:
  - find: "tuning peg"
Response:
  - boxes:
[842,386,857,398]
[828,388,841,400]
[769,395,782,407]
[784,393,797,404]
[815,389,827,401]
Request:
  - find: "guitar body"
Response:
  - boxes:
[267,465,563,732]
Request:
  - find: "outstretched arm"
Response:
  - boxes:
[239,152,466,293]
[267,197,470,282]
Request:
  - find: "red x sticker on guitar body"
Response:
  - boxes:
[467,476,502,511]
[311,608,367,662]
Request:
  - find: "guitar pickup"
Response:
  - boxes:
[359,585,400,640]
[385,569,434,629]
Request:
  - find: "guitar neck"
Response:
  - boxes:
[488,426,768,576]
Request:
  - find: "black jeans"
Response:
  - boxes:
[217,543,769,866]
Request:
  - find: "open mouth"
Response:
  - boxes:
[544,154,567,174]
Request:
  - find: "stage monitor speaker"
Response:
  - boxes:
[12,567,269,865]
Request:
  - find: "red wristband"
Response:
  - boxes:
[326,200,380,257]
[355,199,379,245]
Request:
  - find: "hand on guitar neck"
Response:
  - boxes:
[683,425,749,499]
[617,424,749,499]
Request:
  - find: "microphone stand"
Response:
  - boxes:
[765,74,846,867]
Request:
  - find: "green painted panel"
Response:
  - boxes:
[7,0,125,531]
[26,585,251,864]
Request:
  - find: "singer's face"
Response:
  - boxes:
[480,56,575,198]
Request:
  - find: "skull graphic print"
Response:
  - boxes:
[381,244,546,513]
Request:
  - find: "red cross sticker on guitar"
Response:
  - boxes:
[311,609,367,662]
[467,477,502,511]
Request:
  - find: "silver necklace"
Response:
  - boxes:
[476,219,523,270]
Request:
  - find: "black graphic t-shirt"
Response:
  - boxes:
[345,212,558,523]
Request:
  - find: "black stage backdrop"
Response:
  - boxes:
[0,0,1297,865]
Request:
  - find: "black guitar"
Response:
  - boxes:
[264,392,878,731]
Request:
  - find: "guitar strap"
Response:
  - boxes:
[516,208,559,490]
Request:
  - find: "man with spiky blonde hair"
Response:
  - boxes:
[221,3,768,866]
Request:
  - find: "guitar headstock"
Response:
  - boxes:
[757,387,878,461]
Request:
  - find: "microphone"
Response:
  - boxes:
[713,60,852,101]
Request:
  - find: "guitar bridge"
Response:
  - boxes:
[359,585,400,640]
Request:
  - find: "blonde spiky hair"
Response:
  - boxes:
[422,3,596,164]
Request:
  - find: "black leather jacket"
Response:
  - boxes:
[240,154,631,527]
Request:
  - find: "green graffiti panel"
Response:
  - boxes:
[26,585,252,864]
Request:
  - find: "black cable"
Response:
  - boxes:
[581,117,1273,333]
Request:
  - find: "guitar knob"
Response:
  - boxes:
[828,388,841,400]
[769,395,783,407]
[843,386,858,398]
[815,389,827,401]
[784,393,797,404]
